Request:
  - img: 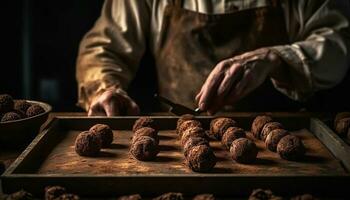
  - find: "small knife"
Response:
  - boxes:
[154,94,203,116]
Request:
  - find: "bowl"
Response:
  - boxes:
[0,100,52,149]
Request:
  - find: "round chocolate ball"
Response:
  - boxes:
[45,186,67,200]
[290,194,317,200]
[335,117,350,137]
[0,94,14,113]
[132,117,158,132]
[153,193,184,200]
[75,131,102,157]
[210,117,237,140]
[251,115,273,139]
[265,129,289,152]
[55,193,80,200]
[6,190,33,200]
[221,127,246,149]
[130,136,159,161]
[230,138,258,164]
[183,137,209,157]
[176,114,195,134]
[277,135,305,160]
[14,100,32,114]
[89,124,114,147]
[186,145,216,172]
[193,194,215,200]
[260,122,284,141]
[181,126,206,145]
[177,120,202,137]
[117,194,142,200]
[249,189,281,200]
[1,112,22,122]
[132,127,159,145]
[26,104,45,117]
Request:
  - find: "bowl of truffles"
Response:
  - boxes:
[0,94,52,148]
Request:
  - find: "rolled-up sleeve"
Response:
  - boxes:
[270,0,349,101]
[76,0,151,110]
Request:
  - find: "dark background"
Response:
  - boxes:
[0,0,349,113]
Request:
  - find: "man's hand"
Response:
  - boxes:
[88,88,140,116]
[196,48,282,115]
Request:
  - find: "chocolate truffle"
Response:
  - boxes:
[186,145,216,172]
[193,194,215,200]
[334,112,350,127]
[6,190,34,200]
[89,124,114,147]
[132,117,158,132]
[183,137,209,157]
[265,129,289,152]
[277,135,305,160]
[26,104,45,117]
[45,186,67,200]
[230,138,258,164]
[177,120,202,137]
[251,115,273,139]
[0,94,14,113]
[176,114,195,134]
[130,136,159,161]
[335,117,350,137]
[132,127,159,144]
[14,100,31,114]
[153,193,184,200]
[221,127,246,149]
[117,194,142,200]
[1,112,22,122]
[181,126,206,145]
[248,189,282,200]
[0,161,5,174]
[260,122,284,141]
[75,131,102,157]
[210,117,237,140]
[290,194,318,200]
[55,194,80,200]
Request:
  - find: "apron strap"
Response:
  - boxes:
[174,0,183,8]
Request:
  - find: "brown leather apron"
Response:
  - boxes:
[155,0,302,111]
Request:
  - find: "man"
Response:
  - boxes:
[76,0,349,116]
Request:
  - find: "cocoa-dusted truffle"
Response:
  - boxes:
[0,94,14,113]
[260,122,284,141]
[14,100,31,114]
[335,117,350,137]
[6,190,34,200]
[290,194,318,200]
[251,115,273,139]
[45,186,67,200]
[130,136,159,161]
[183,137,209,157]
[210,117,237,140]
[193,194,215,200]
[277,135,305,160]
[221,127,246,149]
[265,129,289,152]
[230,138,258,164]
[75,131,102,157]
[181,126,206,145]
[132,127,159,144]
[186,145,216,172]
[117,194,142,200]
[334,112,350,127]
[153,193,183,200]
[55,194,80,200]
[176,114,195,134]
[177,120,202,137]
[132,117,158,132]
[248,189,282,200]
[89,124,114,147]
[26,104,45,117]
[1,112,22,122]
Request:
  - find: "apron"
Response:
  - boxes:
[155,0,302,111]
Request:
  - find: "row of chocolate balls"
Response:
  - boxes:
[0,94,45,122]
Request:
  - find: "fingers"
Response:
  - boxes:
[126,99,140,116]
[103,101,120,117]
[88,102,106,116]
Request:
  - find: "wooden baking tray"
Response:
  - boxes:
[2,113,350,198]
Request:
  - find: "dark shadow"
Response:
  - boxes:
[154,155,180,162]
[159,145,179,151]
[216,156,230,162]
[98,151,117,158]
[256,146,265,151]
[299,155,328,164]
[109,143,129,149]
[158,135,175,140]
[211,167,234,173]
[211,146,224,151]
[253,158,276,165]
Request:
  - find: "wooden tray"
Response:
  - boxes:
[2,114,350,198]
